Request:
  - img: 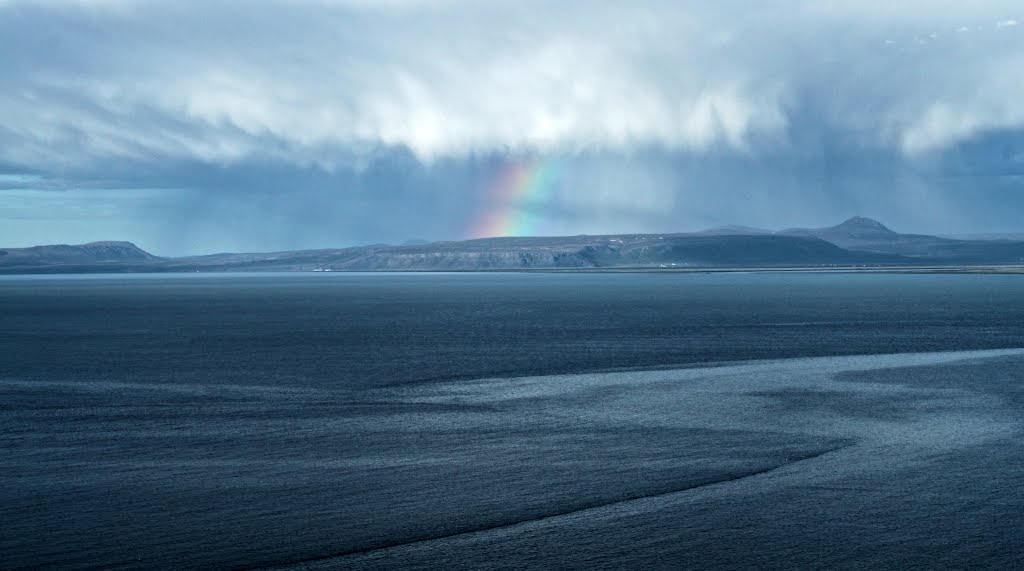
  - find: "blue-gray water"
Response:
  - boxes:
[2,272,1024,569]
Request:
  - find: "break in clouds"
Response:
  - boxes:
[2,0,1024,254]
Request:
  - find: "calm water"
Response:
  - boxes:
[2,272,1024,569]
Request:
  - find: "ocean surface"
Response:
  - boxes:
[2,272,1024,569]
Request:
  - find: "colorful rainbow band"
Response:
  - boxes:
[469,157,565,238]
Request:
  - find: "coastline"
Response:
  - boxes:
[2,264,1024,276]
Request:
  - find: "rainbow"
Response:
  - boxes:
[469,157,566,238]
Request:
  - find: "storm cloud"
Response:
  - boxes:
[2,0,1023,254]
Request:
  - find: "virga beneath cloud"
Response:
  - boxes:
[1,0,1023,253]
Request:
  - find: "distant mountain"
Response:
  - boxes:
[612,234,897,266]
[781,217,1024,262]
[87,233,906,272]
[783,216,912,247]
[813,216,895,236]
[4,219,1024,273]
[0,241,161,271]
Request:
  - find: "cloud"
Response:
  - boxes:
[0,0,796,169]
[899,51,1024,154]
[3,0,1024,252]
[1,0,1023,171]
[12,0,1023,172]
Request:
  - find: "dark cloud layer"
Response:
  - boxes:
[1,1,1023,254]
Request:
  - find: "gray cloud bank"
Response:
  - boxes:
[1,0,1023,254]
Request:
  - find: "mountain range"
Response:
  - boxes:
[3,217,1024,273]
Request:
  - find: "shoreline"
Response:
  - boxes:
[2,264,1024,276]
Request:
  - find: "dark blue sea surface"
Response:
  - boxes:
[2,272,1024,569]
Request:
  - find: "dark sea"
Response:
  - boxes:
[3,272,1024,569]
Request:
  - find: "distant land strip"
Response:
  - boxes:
[4,218,1024,274]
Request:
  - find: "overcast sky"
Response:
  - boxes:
[2,0,1023,255]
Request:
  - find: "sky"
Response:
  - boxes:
[2,0,1023,255]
